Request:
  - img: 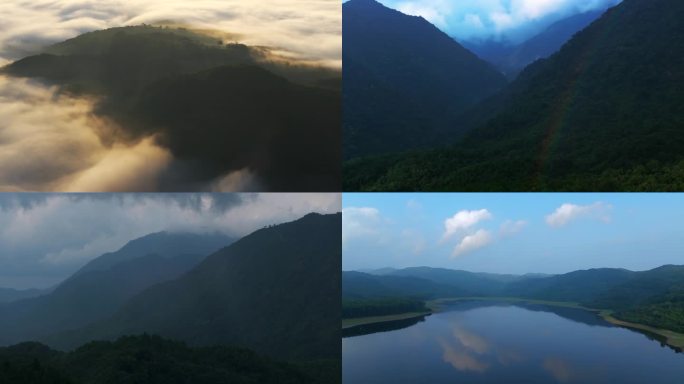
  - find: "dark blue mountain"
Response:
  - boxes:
[343,0,507,159]
[0,232,233,346]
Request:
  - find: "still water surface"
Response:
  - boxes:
[343,302,684,383]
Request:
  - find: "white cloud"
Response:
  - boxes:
[342,206,382,243]
[452,229,493,258]
[545,202,611,227]
[499,220,527,236]
[442,209,492,241]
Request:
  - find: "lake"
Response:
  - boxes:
[343,301,684,383]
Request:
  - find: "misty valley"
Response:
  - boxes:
[0,208,342,384]
[343,0,684,191]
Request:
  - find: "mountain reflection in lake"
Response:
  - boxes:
[343,302,684,384]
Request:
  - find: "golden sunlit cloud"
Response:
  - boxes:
[0,0,341,67]
[0,76,172,191]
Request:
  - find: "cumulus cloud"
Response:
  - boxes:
[0,0,340,67]
[380,0,621,42]
[545,202,611,227]
[342,206,382,243]
[442,209,492,241]
[452,229,493,258]
[0,192,340,288]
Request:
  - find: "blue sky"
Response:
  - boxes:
[371,0,622,43]
[343,193,684,274]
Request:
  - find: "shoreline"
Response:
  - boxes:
[599,312,684,349]
[428,297,684,350]
[341,311,431,329]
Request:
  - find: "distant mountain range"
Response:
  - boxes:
[463,9,607,78]
[1,25,341,191]
[343,0,507,159]
[344,264,684,332]
[344,0,684,191]
[0,232,234,346]
[0,288,49,304]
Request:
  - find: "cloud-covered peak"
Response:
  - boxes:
[0,193,340,289]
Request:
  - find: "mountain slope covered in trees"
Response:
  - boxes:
[343,0,507,159]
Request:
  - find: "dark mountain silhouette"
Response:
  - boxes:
[125,64,341,191]
[1,25,341,191]
[50,213,342,361]
[0,232,233,346]
[343,0,507,159]
[345,0,684,192]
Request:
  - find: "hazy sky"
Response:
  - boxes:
[0,193,340,289]
[0,0,341,67]
[343,193,684,274]
[373,0,621,43]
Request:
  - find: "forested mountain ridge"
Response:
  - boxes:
[49,213,342,361]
